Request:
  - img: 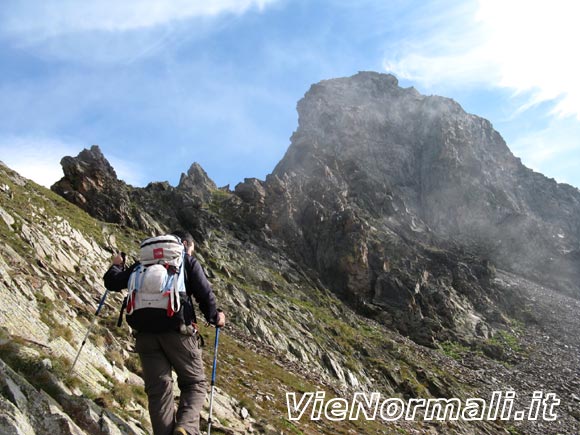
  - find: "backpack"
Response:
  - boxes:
[124,234,192,333]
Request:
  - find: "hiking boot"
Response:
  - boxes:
[173,427,188,435]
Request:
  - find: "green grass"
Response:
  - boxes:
[439,340,472,360]
[105,349,124,368]
[0,165,143,261]
[201,328,390,435]
[280,418,306,434]
[489,330,522,353]
[506,425,523,435]
[208,189,234,215]
[0,337,81,400]
[124,352,142,376]
[482,329,525,366]
[111,381,147,408]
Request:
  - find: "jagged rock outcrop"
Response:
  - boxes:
[0,358,145,435]
[51,145,137,228]
[286,72,580,295]
[177,162,217,203]
[233,71,580,344]
[49,74,580,348]
[51,146,222,241]
[51,74,579,348]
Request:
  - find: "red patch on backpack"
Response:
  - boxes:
[153,248,164,259]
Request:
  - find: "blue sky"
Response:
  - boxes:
[0,0,579,190]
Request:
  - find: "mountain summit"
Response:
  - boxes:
[240,71,580,297]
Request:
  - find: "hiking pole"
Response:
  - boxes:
[207,326,221,435]
[69,288,110,376]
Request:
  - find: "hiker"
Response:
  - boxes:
[104,231,226,435]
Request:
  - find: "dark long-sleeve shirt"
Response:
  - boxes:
[103,254,219,324]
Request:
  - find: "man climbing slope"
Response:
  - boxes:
[104,230,226,435]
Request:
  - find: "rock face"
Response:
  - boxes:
[0,163,151,434]
[52,145,133,227]
[0,359,145,435]
[177,162,217,202]
[0,164,266,435]
[233,71,580,342]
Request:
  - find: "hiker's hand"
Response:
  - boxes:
[216,311,226,328]
[112,254,124,266]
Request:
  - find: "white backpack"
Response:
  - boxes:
[126,235,186,320]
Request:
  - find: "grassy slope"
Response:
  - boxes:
[0,165,380,433]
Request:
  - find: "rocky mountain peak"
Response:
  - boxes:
[264,72,580,298]
[230,72,580,346]
[51,145,137,230]
[276,71,512,185]
[61,144,118,182]
[177,162,217,202]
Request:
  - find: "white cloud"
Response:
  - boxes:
[0,0,277,38]
[107,154,148,187]
[0,136,77,188]
[513,131,575,172]
[383,0,580,120]
[510,117,580,186]
[0,0,279,64]
[0,136,146,188]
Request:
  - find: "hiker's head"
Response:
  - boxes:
[172,230,195,254]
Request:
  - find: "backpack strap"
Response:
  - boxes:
[165,252,186,317]
[183,256,198,325]
[126,264,143,314]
